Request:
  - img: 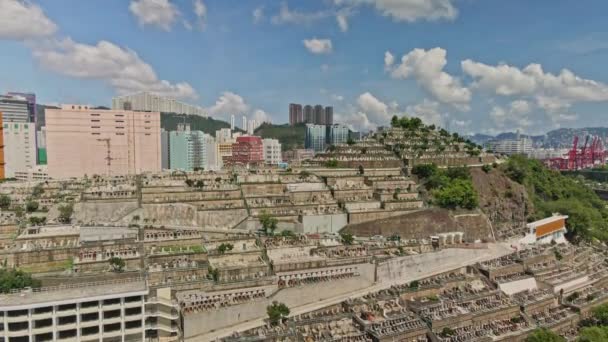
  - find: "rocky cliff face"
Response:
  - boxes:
[470,167,532,240]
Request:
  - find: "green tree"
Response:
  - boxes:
[525,328,565,342]
[411,164,438,179]
[109,257,125,272]
[207,266,220,282]
[259,211,278,236]
[591,304,608,325]
[578,326,608,342]
[347,137,355,145]
[266,301,290,325]
[14,206,24,219]
[0,195,10,209]
[280,230,295,238]
[25,201,39,213]
[217,243,234,254]
[58,203,74,224]
[0,269,41,293]
[340,232,355,245]
[185,179,194,187]
[433,179,479,210]
[325,159,339,168]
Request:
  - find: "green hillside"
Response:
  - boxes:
[255,123,306,151]
[161,113,241,137]
[503,155,608,242]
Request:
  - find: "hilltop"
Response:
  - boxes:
[254,122,306,150]
[160,113,242,137]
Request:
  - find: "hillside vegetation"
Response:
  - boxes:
[503,155,608,241]
[161,113,240,136]
[255,123,306,150]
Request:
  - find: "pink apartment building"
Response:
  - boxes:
[46,105,162,179]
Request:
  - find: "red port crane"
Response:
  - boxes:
[545,135,606,171]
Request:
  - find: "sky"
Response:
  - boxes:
[2,0,608,135]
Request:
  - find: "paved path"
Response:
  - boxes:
[192,243,514,341]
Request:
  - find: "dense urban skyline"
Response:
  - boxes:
[2,1,608,135]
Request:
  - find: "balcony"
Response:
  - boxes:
[145,309,178,320]
[124,300,142,308]
[32,325,54,335]
[102,302,122,311]
[32,310,53,320]
[79,305,99,314]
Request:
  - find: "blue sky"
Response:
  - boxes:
[2,0,608,135]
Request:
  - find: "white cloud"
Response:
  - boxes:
[510,100,531,114]
[32,39,198,99]
[384,51,395,70]
[129,0,180,31]
[320,64,330,72]
[336,14,349,32]
[303,38,333,54]
[387,47,471,110]
[252,109,272,124]
[193,0,207,29]
[272,2,330,25]
[405,99,446,127]
[206,92,250,118]
[335,0,457,23]
[462,59,608,112]
[357,92,391,125]
[331,94,344,102]
[253,6,264,24]
[0,0,57,40]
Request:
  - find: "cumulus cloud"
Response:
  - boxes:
[206,92,250,118]
[462,59,608,112]
[129,0,180,31]
[334,0,457,23]
[32,39,198,99]
[387,47,471,110]
[405,99,446,127]
[253,6,264,23]
[0,0,57,40]
[331,94,344,102]
[252,109,272,125]
[303,38,333,54]
[356,92,391,125]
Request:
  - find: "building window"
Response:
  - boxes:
[90,113,100,116]
[92,133,100,135]
[91,126,100,129]
[115,120,124,123]
[115,114,124,117]
[116,133,125,136]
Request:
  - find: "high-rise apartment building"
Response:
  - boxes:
[3,122,36,178]
[112,92,206,116]
[226,136,263,165]
[168,126,213,171]
[7,92,36,123]
[0,95,29,123]
[45,105,162,179]
[215,128,232,143]
[303,105,314,123]
[289,104,303,126]
[314,105,325,125]
[262,138,282,165]
[242,115,247,131]
[327,124,349,146]
[0,114,4,179]
[305,124,327,152]
[230,114,235,130]
[324,106,334,125]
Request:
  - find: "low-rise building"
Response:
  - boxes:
[262,138,282,165]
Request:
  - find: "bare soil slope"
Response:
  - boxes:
[470,167,532,240]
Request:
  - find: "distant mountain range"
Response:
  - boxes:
[468,127,608,148]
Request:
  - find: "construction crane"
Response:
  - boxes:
[97,138,114,176]
[545,135,606,171]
